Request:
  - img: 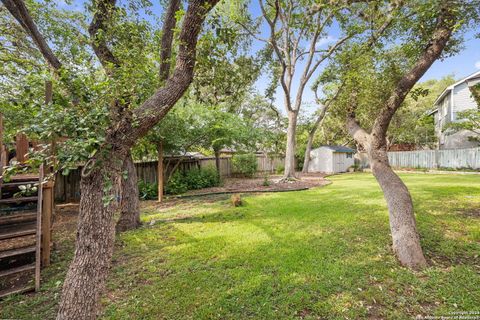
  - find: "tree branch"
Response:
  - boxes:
[259,0,293,112]
[1,0,62,69]
[371,3,456,140]
[344,87,370,148]
[88,0,120,69]
[159,0,181,82]
[305,34,351,81]
[119,0,219,147]
[236,20,269,43]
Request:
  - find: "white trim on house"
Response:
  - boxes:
[433,70,480,107]
[430,71,480,149]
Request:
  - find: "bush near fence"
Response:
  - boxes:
[355,147,480,170]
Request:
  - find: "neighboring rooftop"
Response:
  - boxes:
[433,70,480,106]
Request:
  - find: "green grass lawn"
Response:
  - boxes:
[1,173,479,319]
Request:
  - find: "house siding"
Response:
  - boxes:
[433,73,480,150]
[452,82,477,115]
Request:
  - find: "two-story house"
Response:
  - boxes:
[429,71,480,149]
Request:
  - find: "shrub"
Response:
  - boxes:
[183,166,220,190]
[165,171,188,195]
[275,164,284,175]
[197,165,221,188]
[165,166,220,195]
[262,174,270,186]
[232,153,258,177]
[138,180,158,200]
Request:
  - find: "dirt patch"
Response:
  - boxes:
[180,172,329,196]
[458,208,480,218]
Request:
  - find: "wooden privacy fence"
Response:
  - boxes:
[355,147,480,170]
[54,155,284,202]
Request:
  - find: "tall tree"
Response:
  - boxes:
[0,0,142,233]
[117,0,180,230]
[2,1,219,319]
[341,1,477,269]
[242,1,401,180]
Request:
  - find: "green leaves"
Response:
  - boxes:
[445,109,480,144]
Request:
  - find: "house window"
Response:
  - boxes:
[346,153,353,158]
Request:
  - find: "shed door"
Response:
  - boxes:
[332,152,345,173]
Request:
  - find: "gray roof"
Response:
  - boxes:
[321,145,355,153]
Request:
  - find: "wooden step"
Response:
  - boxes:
[9,174,39,183]
[1,181,38,188]
[0,211,36,225]
[0,222,36,240]
[0,196,38,204]
[0,285,34,299]
[0,205,37,213]
[0,246,36,259]
[0,263,35,277]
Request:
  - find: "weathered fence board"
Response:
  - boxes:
[54,155,283,202]
[356,147,480,170]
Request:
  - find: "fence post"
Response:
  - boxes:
[157,141,164,202]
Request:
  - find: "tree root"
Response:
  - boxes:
[278,176,299,183]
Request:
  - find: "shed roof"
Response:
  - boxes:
[320,145,355,153]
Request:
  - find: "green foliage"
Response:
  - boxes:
[470,83,480,105]
[262,174,270,186]
[165,166,221,195]
[445,109,480,145]
[138,180,158,200]
[387,76,456,147]
[231,153,257,177]
[275,164,284,175]
[165,171,189,195]
[182,166,220,190]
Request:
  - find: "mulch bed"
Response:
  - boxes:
[178,172,329,197]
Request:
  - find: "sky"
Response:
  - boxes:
[58,0,480,115]
[245,0,480,115]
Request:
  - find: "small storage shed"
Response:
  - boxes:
[307,145,355,174]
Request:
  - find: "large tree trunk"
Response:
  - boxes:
[116,151,140,233]
[283,110,297,179]
[368,147,427,269]
[57,158,122,319]
[214,149,221,176]
[302,132,314,173]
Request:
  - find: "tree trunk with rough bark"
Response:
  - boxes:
[57,156,122,319]
[283,110,297,179]
[368,147,427,269]
[302,132,314,173]
[116,151,140,232]
[53,1,219,317]
[343,2,455,269]
[214,149,221,176]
